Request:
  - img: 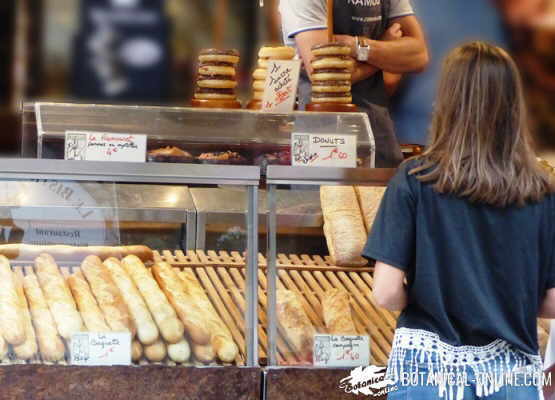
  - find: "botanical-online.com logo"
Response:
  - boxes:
[339,365,398,397]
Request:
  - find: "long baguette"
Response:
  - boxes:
[144,338,167,362]
[0,326,8,360]
[321,288,357,335]
[0,244,153,262]
[354,186,386,234]
[0,255,26,345]
[35,253,84,339]
[13,272,38,360]
[80,256,135,336]
[23,273,65,362]
[132,339,143,362]
[178,270,238,362]
[193,343,216,363]
[167,337,191,363]
[67,270,111,332]
[152,262,211,346]
[121,255,184,344]
[277,289,315,362]
[103,258,159,345]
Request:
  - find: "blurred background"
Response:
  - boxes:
[0,0,554,160]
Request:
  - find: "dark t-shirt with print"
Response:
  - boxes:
[363,159,555,355]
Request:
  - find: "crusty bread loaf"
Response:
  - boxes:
[277,289,315,362]
[35,253,84,339]
[132,339,143,362]
[67,270,111,332]
[167,337,191,363]
[81,256,135,335]
[144,338,167,362]
[104,258,159,345]
[193,343,216,363]
[152,262,211,346]
[0,326,8,359]
[0,244,153,262]
[354,186,386,234]
[0,255,26,345]
[13,272,38,360]
[178,270,238,362]
[23,273,66,362]
[321,288,357,335]
[320,186,368,266]
[121,255,184,344]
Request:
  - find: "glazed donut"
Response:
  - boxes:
[194,92,237,100]
[311,57,354,70]
[312,72,352,81]
[252,80,266,91]
[198,65,236,76]
[252,90,264,100]
[311,43,352,57]
[311,96,353,104]
[198,49,240,65]
[258,46,296,60]
[197,79,237,89]
[258,59,270,69]
[252,68,267,80]
[311,84,351,93]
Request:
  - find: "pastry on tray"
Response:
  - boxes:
[147,146,195,163]
[197,151,248,165]
[254,150,291,170]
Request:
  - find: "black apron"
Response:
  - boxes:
[298,0,403,168]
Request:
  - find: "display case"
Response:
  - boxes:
[263,166,397,369]
[0,158,260,370]
[21,102,376,170]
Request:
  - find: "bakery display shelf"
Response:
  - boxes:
[153,249,397,366]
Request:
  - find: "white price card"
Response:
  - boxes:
[65,131,147,162]
[261,60,301,113]
[292,133,357,168]
[71,332,132,366]
[314,335,370,367]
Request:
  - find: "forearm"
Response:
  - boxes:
[378,287,408,311]
[364,36,428,73]
[352,62,379,84]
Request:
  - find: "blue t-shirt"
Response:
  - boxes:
[363,159,555,355]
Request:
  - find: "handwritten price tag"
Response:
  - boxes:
[261,60,301,112]
[65,131,147,162]
[71,332,132,366]
[314,335,370,367]
[292,133,357,168]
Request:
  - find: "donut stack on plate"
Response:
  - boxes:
[194,49,240,105]
[310,43,354,105]
[250,46,296,106]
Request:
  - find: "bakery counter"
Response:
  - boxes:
[0,365,262,400]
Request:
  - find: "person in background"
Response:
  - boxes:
[278,0,428,168]
[392,0,548,146]
[366,42,555,399]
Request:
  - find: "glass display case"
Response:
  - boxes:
[0,158,260,368]
[264,166,396,368]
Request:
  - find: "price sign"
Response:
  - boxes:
[71,332,132,366]
[313,334,370,367]
[261,60,301,113]
[65,131,147,162]
[292,133,357,168]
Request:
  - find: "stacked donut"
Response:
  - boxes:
[251,46,296,102]
[194,49,240,102]
[310,43,354,104]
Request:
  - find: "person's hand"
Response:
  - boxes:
[382,22,403,41]
[333,34,357,57]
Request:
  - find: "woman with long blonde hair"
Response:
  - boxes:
[365,41,555,399]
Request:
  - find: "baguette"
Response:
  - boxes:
[178,270,238,362]
[0,255,26,345]
[0,326,8,359]
[132,339,143,362]
[35,253,84,339]
[277,289,315,362]
[193,343,216,363]
[13,272,38,360]
[321,289,357,335]
[67,270,110,332]
[152,262,211,346]
[354,186,386,234]
[0,244,153,262]
[167,337,191,363]
[23,273,66,362]
[103,258,159,345]
[144,338,167,362]
[121,255,184,344]
[320,186,368,266]
[80,256,135,336]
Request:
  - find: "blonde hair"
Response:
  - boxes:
[410,41,554,207]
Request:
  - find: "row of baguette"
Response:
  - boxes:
[0,253,237,364]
